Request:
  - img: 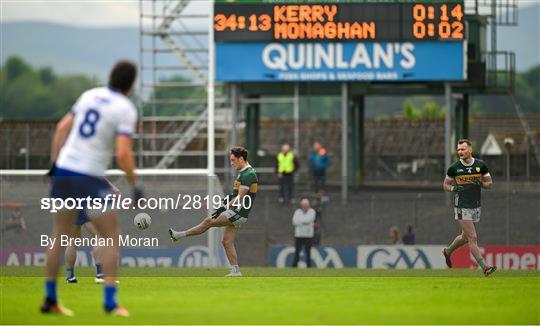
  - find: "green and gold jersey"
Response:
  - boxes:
[229,165,258,218]
[446,158,489,208]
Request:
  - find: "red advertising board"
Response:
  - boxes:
[452,245,540,270]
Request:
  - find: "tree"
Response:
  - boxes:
[0,56,95,119]
[39,67,56,85]
[422,101,439,119]
[515,64,540,113]
[403,100,421,119]
[4,56,32,83]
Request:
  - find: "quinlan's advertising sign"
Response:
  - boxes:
[216,42,465,82]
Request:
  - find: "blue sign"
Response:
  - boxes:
[269,245,447,269]
[216,41,465,82]
[269,245,357,268]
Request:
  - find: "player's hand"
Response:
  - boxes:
[211,206,226,219]
[221,196,230,207]
[104,178,121,195]
[110,184,121,196]
[471,178,484,188]
[46,162,57,178]
[451,185,464,192]
[132,186,144,208]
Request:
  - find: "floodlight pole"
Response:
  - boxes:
[293,83,300,154]
[230,83,239,183]
[137,0,144,168]
[341,82,348,205]
[207,18,215,177]
[207,1,217,267]
[504,139,513,245]
[444,83,452,206]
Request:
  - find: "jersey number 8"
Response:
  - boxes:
[79,109,100,138]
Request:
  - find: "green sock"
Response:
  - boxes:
[446,244,457,255]
[476,258,486,269]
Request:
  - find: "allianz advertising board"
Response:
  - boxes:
[216,42,466,82]
[1,246,219,268]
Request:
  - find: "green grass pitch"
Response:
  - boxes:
[1,267,539,324]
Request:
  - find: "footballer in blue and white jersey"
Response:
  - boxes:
[56,86,137,177]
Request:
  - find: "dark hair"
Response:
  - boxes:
[108,60,137,93]
[230,146,248,161]
[458,139,472,147]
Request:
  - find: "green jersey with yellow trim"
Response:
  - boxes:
[229,165,258,217]
[446,158,489,208]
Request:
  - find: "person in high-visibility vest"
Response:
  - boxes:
[275,143,299,204]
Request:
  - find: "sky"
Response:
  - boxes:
[0,0,538,27]
[0,0,211,27]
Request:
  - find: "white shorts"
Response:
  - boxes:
[454,207,481,223]
[222,209,248,228]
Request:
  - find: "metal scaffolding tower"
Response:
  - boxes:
[138,0,228,170]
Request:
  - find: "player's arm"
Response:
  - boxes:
[479,173,493,189]
[472,163,493,189]
[443,165,463,192]
[480,163,492,189]
[231,187,249,209]
[115,104,141,193]
[104,178,121,195]
[210,195,230,218]
[116,135,144,206]
[115,135,136,187]
[443,176,454,192]
[50,113,74,162]
[443,175,463,192]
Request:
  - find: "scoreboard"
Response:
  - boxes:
[214,1,467,82]
[215,3,465,42]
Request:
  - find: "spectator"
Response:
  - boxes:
[389,226,401,245]
[275,143,299,204]
[402,224,416,245]
[292,198,316,268]
[308,142,330,199]
[2,206,27,232]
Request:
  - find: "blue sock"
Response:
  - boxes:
[45,280,57,302]
[95,264,103,277]
[104,285,117,310]
[66,268,74,279]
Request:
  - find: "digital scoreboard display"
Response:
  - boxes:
[214,1,467,82]
[214,2,465,42]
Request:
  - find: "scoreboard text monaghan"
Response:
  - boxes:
[214,2,465,42]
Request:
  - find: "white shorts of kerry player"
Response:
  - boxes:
[222,209,248,228]
[454,207,481,223]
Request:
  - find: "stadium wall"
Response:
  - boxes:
[3,245,538,270]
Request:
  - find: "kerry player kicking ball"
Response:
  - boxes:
[169,147,258,277]
[442,139,496,276]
